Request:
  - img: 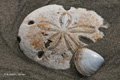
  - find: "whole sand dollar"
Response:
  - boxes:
[18,4,108,72]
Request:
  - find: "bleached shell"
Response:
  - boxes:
[74,48,104,76]
[18,4,107,70]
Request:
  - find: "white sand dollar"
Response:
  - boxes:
[18,4,107,72]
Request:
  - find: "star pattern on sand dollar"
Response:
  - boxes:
[37,12,98,54]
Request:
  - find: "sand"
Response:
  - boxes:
[0,0,120,80]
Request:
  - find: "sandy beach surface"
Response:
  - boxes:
[0,0,120,80]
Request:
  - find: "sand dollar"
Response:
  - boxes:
[18,5,108,71]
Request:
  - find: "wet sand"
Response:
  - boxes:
[0,0,120,80]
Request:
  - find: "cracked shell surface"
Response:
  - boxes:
[18,5,107,70]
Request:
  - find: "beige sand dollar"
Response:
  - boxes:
[18,4,108,76]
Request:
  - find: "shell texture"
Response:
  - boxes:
[74,48,104,76]
[18,5,108,75]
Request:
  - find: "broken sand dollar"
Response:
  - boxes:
[18,4,108,71]
[74,48,104,76]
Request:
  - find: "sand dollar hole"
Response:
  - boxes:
[41,32,48,36]
[61,53,66,57]
[98,27,106,32]
[79,36,94,44]
[17,36,21,43]
[44,40,52,48]
[37,51,45,58]
[28,20,35,25]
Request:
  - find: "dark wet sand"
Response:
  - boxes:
[0,0,120,80]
